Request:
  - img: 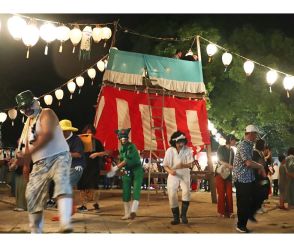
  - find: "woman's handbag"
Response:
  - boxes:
[216,163,231,179]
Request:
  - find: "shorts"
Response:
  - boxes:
[26,151,72,213]
[70,167,83,187]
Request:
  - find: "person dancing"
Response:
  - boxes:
[163,131,194,225]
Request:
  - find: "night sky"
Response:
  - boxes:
[1,13,294,147]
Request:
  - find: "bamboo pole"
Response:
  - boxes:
[196,35,202,62]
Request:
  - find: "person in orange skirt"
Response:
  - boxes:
[215,134,237,218]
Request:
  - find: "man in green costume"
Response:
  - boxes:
[107,128,144,220]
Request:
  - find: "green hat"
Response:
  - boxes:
[15,90,36,109]
[115,128,131,139]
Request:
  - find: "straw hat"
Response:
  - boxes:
[59,119,78,132]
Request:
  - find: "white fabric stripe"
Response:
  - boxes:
[163,107,177,145]
[103,70,206,93]
[103,70,144,86]
[150,77,206,94]
[94,96,105,128]
[116,98,132,142]
[186,110,203,146]
[139,104,156,150]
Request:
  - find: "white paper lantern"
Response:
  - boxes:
[206,43,217,62]
[76,76,85,94]
[266,70,278,93]
[87,68,96,85]
[243,60,255,76]
[7,16,27,40]
[283,75,294,98]
[44,94,53,106]
[40,22,56,55]
[70,26,82,53]
[56,25,70,53]
[101,27,112,40]
[22,22,40,59]
[222,52,233,68]
[97,60,105,72]
[67,81,76,99]
[8,109,17,126]
[55,89,64,106]
[92,27,103,43]
[0,112,7,124]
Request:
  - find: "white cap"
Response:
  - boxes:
[245,125,259,133]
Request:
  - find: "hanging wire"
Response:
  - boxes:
[118,24,195,42]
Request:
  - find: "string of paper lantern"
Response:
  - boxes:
[199,36,294,97]
[0,52,109,126]
[6,14,114,59]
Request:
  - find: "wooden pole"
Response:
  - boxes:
[206,144,217,203]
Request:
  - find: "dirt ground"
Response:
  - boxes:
[1,185,293,234]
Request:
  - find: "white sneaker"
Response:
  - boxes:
[13,208,25,212]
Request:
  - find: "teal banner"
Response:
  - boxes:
[107,48,203,83]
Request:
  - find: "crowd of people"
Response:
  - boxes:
[0,89,294,234]
[214,124,294,233]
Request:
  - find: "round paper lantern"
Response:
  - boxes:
[266,70,278,93]
[0,112,7,124]
[87,68,96,85]
[44,94,53,106]
[55,89,64,106]
[76,76,85,94]
[243,60,255,76]
[40,22,56,55]
[8,109,17,126]
[283,75,294,98]
[70,26,82,53]
[7,16,27,40]
[92,27,102,43]
[101,27,112,40]
[67,81,76,99]
[222,52,233,71]
[97,60,105,72]
[206,43,217,62]
[56,25,70,53]
[22,22,40,59]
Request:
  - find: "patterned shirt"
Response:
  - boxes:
[232,139,255,183]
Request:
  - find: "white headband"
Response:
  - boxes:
[172,134,186,142]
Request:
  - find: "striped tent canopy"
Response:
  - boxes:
[103,48,206,94]
[94,86,210,156]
